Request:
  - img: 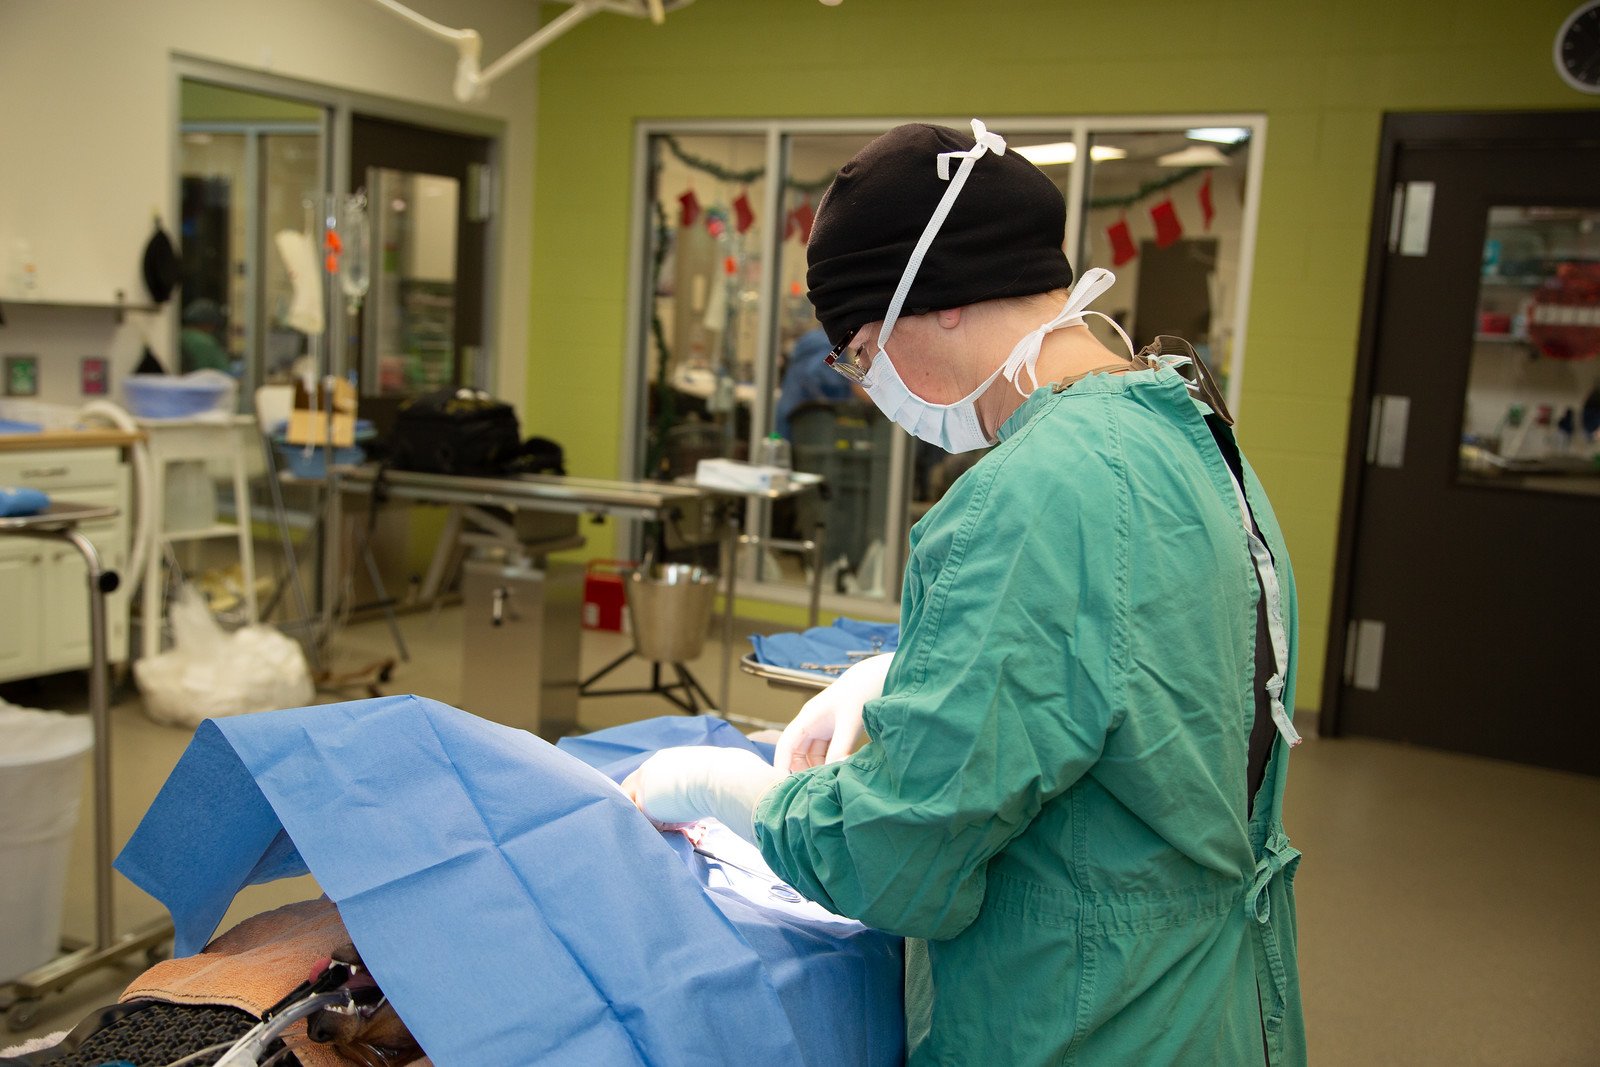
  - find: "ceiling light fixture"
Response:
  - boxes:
[1157,144,1230,167]
[1013,142,1128,166]
[1184,127,1250,144]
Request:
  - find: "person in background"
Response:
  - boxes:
[625,121,1306,1065]
[179,298,231,374]
[773,324,856,439]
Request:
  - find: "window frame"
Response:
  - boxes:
[622,114,1268,616]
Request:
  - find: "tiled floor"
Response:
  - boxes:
[4,606,1598,1064]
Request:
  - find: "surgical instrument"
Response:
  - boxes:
[692,846,805,904]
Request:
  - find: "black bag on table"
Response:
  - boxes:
[388,388,521,476]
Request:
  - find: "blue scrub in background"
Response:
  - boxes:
[775,327,854,439]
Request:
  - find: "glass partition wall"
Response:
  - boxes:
[179,80,326,405]
[627,117,1265,614]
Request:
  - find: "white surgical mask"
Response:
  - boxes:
[865,266,1135,453]
[861,120,1135,453]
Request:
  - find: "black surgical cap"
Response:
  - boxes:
[806,123,1074,348]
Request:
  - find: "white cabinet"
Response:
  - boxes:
[139,418,257,658]
[0,548,44,675]
[0,447,130,681]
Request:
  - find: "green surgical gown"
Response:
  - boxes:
[756,368,1307,1066]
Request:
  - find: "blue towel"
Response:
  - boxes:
[0,487,49,517]
[749,618,901,676]
[116,697,903,1067]
[0,418,44,435]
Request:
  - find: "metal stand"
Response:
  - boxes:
[0,503,174,1032]
[260,462,410,669]
[580,650,716,713]
[711,496,827,714]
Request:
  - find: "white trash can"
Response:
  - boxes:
[0,703,92,981]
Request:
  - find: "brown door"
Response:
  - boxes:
[1324,111,1600,776]
[349,115,493,433]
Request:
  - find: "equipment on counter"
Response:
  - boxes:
[385,387,521,477]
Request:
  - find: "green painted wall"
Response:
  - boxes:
[181,80,322,122]
[527,0,1595,708]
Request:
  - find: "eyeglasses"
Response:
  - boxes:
[824,326,869,384]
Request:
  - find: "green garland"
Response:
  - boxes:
[647,198,677,479]
[1087,137,1249,212]
[661,134,834,195]
[642,132,1250,474]
[662,131,1248,211]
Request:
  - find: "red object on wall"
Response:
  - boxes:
[1151,197,1184,248]
[583,560,636,632]
[733,190,755,234]
[1106,216,1137,267]
[678,189,701,228]
[1527,261,1600,361]
[1199,173,1215,231]
[793,198,815,243]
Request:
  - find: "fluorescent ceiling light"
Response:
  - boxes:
[1013,142,1128,166]
[1158,144,1230,167]
[1185,126,1250,144]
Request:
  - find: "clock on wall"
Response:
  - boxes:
[1555,1,1600,93]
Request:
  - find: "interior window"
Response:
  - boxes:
[178,79,324,407]
[630,119,1264,610]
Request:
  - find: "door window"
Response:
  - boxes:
[369,169,462,395]
[1460,206,1600,496]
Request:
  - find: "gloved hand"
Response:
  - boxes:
[622,746,785,846]
[773,652,893,773]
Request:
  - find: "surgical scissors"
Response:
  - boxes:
[692,846,804,903]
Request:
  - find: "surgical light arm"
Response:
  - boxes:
[363,0,690,103]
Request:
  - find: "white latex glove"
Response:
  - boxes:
[774,652,893,773]
[622,746,784,846]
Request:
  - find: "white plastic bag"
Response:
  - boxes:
[134,584,314,727]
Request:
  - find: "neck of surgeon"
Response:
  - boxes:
[893,289,1133,441]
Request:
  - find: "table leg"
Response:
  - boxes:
[232,442,258,624]
[61,529,114,950]
[807,519,826,629]
[720,509,739,714]
[142,453,165,659]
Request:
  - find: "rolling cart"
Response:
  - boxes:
[0,502,172,1032]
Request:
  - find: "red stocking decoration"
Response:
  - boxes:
[677,189,701,228]
[1151,197,1183,248]
[793,199,815,244]
[733,190,755,234]
[1199,174,1215,231]
[1106,215,1137,267]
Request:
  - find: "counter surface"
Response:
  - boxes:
[0,428,145,452]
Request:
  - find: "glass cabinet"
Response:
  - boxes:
[1459,206,1600,496]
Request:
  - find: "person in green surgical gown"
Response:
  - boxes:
[626,121,1307,1066]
